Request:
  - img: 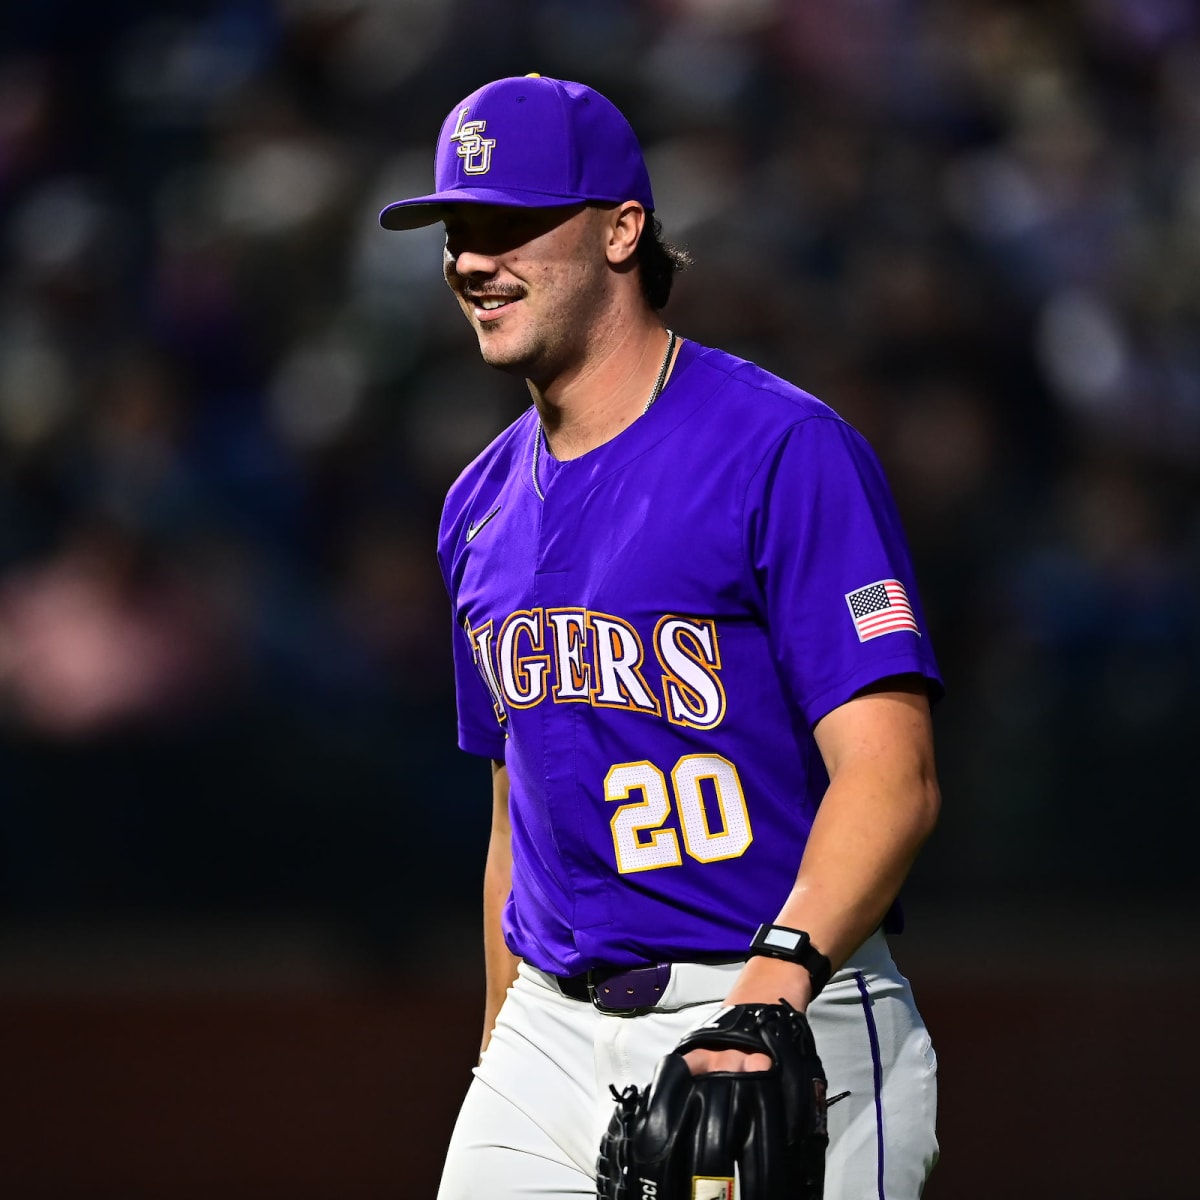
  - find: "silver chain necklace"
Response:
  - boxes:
[532,329,676,502]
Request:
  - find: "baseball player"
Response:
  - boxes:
[380,75,942,1199]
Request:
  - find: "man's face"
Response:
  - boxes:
[440,203,615,381]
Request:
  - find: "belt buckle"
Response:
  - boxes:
[586,963,672,1016]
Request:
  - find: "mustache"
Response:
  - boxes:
[462,283,526,301]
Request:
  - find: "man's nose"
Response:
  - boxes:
[450,249,499,279]
[444,241,505,286]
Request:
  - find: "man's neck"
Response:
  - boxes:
[533,322,678,461]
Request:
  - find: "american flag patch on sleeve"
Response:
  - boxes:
[845,579,920,642]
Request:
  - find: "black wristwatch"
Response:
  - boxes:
[748,924,833,999]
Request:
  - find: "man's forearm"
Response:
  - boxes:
[482,837,519,1054]
[481,760,520,1057]
[723,684,940,1013]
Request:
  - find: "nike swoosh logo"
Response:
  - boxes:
[465,504,502,542]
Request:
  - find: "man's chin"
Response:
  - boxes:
[476,331,533,375]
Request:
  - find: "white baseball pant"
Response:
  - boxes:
[436,930,938,1199]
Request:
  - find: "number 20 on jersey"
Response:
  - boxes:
[605,754,753,873]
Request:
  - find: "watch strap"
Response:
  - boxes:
[748,923,833,998]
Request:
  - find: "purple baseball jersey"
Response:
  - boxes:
[437,340,943,976]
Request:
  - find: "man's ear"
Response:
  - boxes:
[606,201,646,265]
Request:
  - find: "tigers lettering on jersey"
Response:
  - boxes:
[464,607,726,729]
[463,614,507,724]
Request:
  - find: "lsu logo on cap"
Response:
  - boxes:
[449,106,495,175]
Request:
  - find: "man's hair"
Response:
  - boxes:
[636,217,692,310]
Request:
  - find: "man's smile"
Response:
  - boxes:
[465,289,525,320]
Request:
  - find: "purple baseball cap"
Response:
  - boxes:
[379,74,654,231]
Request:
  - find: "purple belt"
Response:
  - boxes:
[554,963,673,1015]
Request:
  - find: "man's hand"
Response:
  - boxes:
[683,1045,773,1073]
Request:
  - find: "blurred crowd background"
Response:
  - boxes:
[1,0,1198,973]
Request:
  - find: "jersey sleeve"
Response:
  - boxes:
[744,415,943,727]
[437,495,508,763]
[448,610,507,760]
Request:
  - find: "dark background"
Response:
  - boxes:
[0,1,1197,1196]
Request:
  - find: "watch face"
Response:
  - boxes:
[760,926,807,955]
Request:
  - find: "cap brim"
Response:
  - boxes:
[379,188,617,231]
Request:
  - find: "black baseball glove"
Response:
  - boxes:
[596,1001,828,1200]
